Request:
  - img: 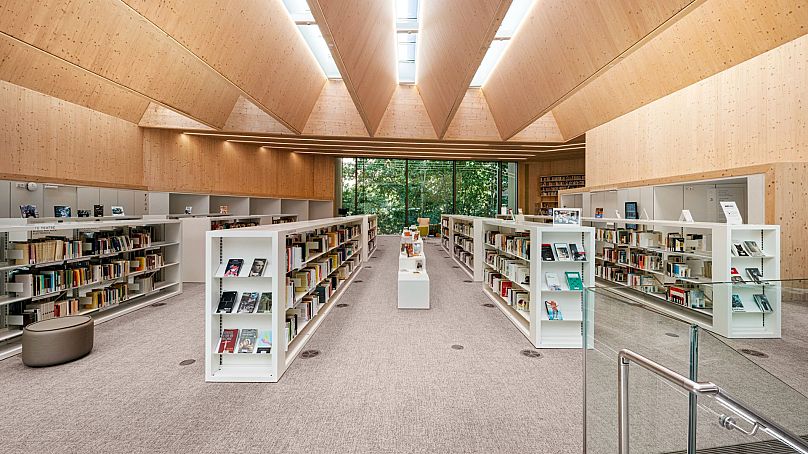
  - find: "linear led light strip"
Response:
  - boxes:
[262,146,533,159]
[183,131,583,149]
[227,140,536,157]
[291,150,524,160]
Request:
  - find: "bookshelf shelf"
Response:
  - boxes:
[481,219,595,349]
[440,215,483,280]
[0,218,182,360]
[536,174,585,215]
[205,215,371,383]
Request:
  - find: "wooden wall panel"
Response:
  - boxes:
[142,129,335,200]
[518,151,585,214]
[0,34,149,123]
[483,0,693,139]
[0,80,144,188]
[124,0,325,133]
[770,162,808,278]
[376,86,438,139]
[417,0,510,138]
[309,0,397,135]
[223,96,293,135]
[553,0,808,139]
[585,32,808,187]
[139,103,215,130]
[510,112,565,143]
[303,81,368,137]
[0,0,240,128]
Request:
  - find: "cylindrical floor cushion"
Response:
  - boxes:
[22,315,94,367]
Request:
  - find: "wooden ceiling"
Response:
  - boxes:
[0,0,805,159]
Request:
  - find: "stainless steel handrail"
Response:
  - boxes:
[618,349,808,454]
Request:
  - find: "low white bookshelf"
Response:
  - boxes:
[584,217,781,338]
[0,218,183,360]
[440,214,484,280]
[363,214,378,260]
[205,215,369,383]
[481,219,595,348]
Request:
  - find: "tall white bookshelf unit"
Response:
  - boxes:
[0,218,182,359]
[364,214,378,260]
[205,215,368,383]
[481,219,595,348]
[587,218,781,338]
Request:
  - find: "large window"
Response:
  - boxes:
[341,158,517,234]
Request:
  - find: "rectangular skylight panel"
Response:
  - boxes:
[397,32,417,83]
[282,0,314,22]
[496,0,534,38]
[298,25,341,78]
[396,0,419,30]
[470,40,508,87]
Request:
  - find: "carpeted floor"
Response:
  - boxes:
[0,236,584,454]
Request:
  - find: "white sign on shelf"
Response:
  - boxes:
[552,208,581,226]
[679,210,695,223]
[720,201,744,225]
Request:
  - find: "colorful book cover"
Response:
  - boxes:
[553,243,571,261]
[217,329,239,353]
[745,267,763,284]
[223,258,243,277]
[258,292,272,313]
[565,271,584,290]
[541,243,555,261]
[569,243,587,261]
[237,292,259,313]
[256,329,272,353]
[731,294,745,312]
[732,243,749,257]
[730,267,745,283]
[544,300,563,320]
[545,272,562,291]
[249,258,267,277]
[753,294,772,312]
[216,291,238,313]
[237,329,257,353]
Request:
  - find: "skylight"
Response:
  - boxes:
[470,0,534,87]
[396,0,419,84]
[282,0,341,79]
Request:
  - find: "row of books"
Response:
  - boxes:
[10,229,156,266]
[10,237,83,265]
[286,225,361,271]
[456,249,473,269]
[453,235,473,253]
[216,291,272,314]
[83,230,152,255]
[544,271,584,291]
[601,247,663,271]
[668,286,708,309]
[484,268,529,313]
[217,328,272,354]
[211,220,259,230]
[485,232,530,259]
[286,252,359,308]
[454,222,473,236]
[16,298,81,325]
[541,243,586,262]
[485,251,529,287]
[82,283,130,310]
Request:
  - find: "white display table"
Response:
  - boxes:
[399,254,426,271]
[397,270,430,309]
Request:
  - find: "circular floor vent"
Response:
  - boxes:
[336,303,349,308]
[179,359,195,366]
[664,332,680,338]
[451,344,464,350]
[740,348,769,358]
[520,350,543,358]
[150,302,166,307]
[482,303,495,308]
[301,350,320,359]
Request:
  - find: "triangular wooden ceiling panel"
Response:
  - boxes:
[308,0,398,136]
[223,96,293,135]
[139,103,214,130]
[510,112,565,143]
[303,81,368,137]
[0,0,240,129]
[483,0,694,139]
[443,88,502,141]
[0,33,149,124]
[417,0,511,138]
[123,0,326,134]
[376,86,438,139]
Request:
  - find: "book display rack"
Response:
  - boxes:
[480,219,595,348]
[586,218,781,338]
[537,174,585,215]
[0,218,182,360]
[205,215,369,382]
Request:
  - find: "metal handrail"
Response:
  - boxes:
[618,349,808,454]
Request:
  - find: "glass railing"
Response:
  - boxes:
[583,279,808,453]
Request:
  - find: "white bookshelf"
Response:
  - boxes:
[205,215,369,383]
[585,217,781,338]
[363,214,378,261]
[0,218,182,360]
[481,219,595,348]
[440,215,484,280]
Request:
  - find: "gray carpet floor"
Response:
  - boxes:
[0,236,583,454]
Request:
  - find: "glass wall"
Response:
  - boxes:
[341,158,517,233]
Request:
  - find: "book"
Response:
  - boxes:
[258,292,272,313]
[753,294,772,312]
[730,267,745,283]
[544,300,563,320]
[249,258,267,277]
[565,271,583,290]
[732,242,749,257]
[256,329,272,353]
[216,291,238,313]
[595,207,604,218]
[545,272,562,291]
[553,243,571,260]
[223,258,244,277]
[745,267,763,284]
[237,329,257,353]
[93,205,104,217]
[237,292,259,313]
[731,294,745,312]
[569,243,586,261]
[54,205,71,218]
[742,241,764,257]
[111,206,124,216]
[541,243,555,261]
[19,204,38,218]
[217,329,238,353]
[77,209,90,217]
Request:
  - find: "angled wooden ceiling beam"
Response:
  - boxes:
[308,0,398,136]
[482,0,696,139]
[123,0,326,134]
[416,0,511,139]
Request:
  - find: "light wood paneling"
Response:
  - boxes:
[444,89,502,141]
[585,32,808,187]
[309,0,397,136]
[511,111,565,143]
[417,0,511,138]
[0,33,149,124]
[139,103,214,130]
[518,151,585,214]
[223,96,293,134]
[303,81,368,137]
[770,162,808,278]
[553,0,808,139]
[0,80,144,188]
[124,0,325,133]
[0,0,240,129]
[483,0,693,139]
[142,129,335,200]
[376,85,437,139]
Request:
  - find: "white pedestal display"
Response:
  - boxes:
[397,270,430,309]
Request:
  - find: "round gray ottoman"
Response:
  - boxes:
[22,316,94,367]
